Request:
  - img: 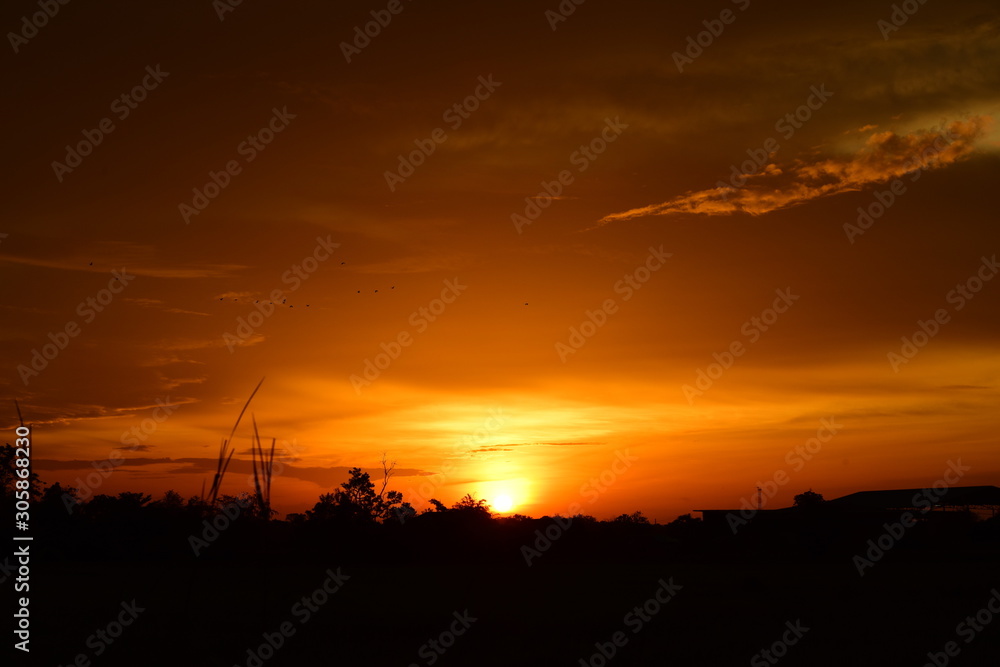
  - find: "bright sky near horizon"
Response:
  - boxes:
[4,0,1000,521]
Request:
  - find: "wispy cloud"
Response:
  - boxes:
[113,444,154,452]
[124,298,210,317]
[466,441,603,455]
[0,254,246,279]
[33,457,430,488]
[598,116,992,225]
[3,398,198,428]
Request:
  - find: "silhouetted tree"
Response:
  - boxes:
[452,493,492,517]
[425,498,448,513]
[186,494,212,517]
[611,511,650,524]
[793,490,825,507]
[0,443,43,500]
[117,491,152,509]
[307,492,341,522]
[377,452,396,497]
[151,489,185,509]
[35,482,79,521]
[215,492,266,520]
[307,467,409,523]
[79,492,150,521]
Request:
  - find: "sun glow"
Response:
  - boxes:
[492,494,514,513]
[472,478,533,515]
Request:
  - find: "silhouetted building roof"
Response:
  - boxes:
[825,485,1000,510]
[695,485,1000,521]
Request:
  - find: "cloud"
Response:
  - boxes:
[234,447,302,462]
[464,441,603,455]
[33,457,174,470]
[4,397,198,428]
[0,255,246,279]
[113,444,154,452]
[125,298,210,317]
[939,385,991,390]
[159,376,207,390]
[534,441,604,446]
[158,336,265,352]
[124,298,165,308]
[598,116,992,224]
[32,457,430,489]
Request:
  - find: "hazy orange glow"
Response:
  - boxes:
[4,1,999,522]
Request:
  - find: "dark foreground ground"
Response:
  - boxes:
[14,534,1000,666]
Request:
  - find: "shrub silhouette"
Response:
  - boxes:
[306,467,411,524]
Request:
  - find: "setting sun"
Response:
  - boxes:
[492,494,514,514]
[472,478,533,516]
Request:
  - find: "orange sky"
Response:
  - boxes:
[4,0,1000,521]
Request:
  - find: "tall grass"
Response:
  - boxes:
[250,414,276,519]
[205,377,265,507]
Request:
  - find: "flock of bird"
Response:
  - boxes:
[88,260,530,308]
[214,284,397,308]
